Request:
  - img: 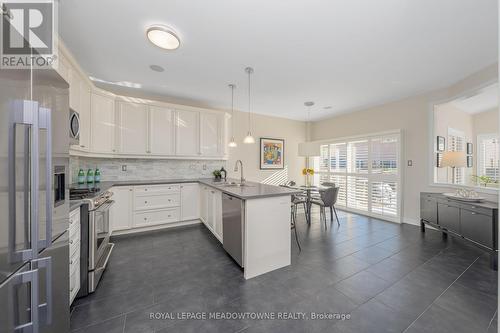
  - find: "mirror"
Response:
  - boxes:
[433,82,498,189]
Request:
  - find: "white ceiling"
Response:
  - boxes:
[450,83,499,114]
[59,0,498,121]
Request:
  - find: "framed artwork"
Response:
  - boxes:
[437,136,445,151]
[467,155,473,168]
[260,138,285,169]
[436,152,442,167]
[467,143,473,155]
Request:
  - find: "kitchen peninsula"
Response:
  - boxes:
[71,178,301,279]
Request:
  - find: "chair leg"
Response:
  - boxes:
[323,207,327,229]
[303,203,309,224]
[329,206,333,223]
[333,206,340,225]
[293,221,301,251]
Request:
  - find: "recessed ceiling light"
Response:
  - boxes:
[149,64,165,72]
[146,25,180,50]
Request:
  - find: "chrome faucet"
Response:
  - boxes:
[234,160,245,183]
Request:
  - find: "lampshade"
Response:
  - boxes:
[298,142,320,157]
[440,151,467,168]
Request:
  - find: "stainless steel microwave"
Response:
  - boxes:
[69,109,80,145]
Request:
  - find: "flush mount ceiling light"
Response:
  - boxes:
[146,25,180,50]
[149,64,164,72]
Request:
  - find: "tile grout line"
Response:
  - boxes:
[486,309,497,332]
[401,255,481,333]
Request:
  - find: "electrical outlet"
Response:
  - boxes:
[122,165,127,171]
[407,160,413,167]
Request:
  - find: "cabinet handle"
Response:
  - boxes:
[471,212,476,215]
[145,189,148,191]
[70,288,74,292]
[80,145,86,148]
[70,240,74,244]
[144,217,147,221]
[144,201,148,204]
[70,260,73,265]
[168,215,171,217]
[471,206,476,209]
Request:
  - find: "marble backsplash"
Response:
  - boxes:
[69,156,226,184]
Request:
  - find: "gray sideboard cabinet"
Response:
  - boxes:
[420,192,498,270]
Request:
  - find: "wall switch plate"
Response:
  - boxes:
[122,165,127,171]
[407,160,413,167]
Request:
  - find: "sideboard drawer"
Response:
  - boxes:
[420,196,437,224]
[459,203,493,217]
[437,203,460,233]
[461,209,494,250]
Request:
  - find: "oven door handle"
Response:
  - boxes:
[94,200,115,214]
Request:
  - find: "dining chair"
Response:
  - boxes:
[290,194,305,251]
[311,187,340,228]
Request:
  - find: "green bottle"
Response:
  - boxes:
[78,169,85,184]
[94,168,101,183]
[86,168,94,184]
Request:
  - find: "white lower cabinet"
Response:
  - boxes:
[180,183,200,221]
[109,183,222,240]
[110,187,133,232]
[69,207,81,305]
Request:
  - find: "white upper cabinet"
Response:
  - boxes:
[149,106,174,155]
[68,68,81,112]
[200,112,222,156]
[175,110,200,156]
[91,93,115,154]
[117,101,148,155]
[78,80,91,151]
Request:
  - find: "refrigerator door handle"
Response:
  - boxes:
[32,256,52,326]
[8,100,39,263]
[38,107,52,249]
[13,268,40,333]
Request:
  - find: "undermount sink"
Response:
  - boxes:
[220,182,252,187]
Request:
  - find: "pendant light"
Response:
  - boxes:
[243,66,255,144]
[228,84,237,148]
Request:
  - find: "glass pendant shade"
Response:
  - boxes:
[243,132,255,144]
[228,136,237,148]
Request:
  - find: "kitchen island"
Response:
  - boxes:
[70,178,301,279]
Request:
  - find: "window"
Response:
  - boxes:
[478,134,499,182]
[448,128,465,184]
[311,132,401,220]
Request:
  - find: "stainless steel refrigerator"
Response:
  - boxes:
[0,65,70,332]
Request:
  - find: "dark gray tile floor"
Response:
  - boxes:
[70,208,498,333]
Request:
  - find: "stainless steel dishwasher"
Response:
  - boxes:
[222,193,244,267]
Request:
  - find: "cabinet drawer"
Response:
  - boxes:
[134,184,180,196]
[134,208,180,227]
[459,203,493,217]
[69,208,80,226]
[70,238,80,258]
[420,196,437,224]
[437,203,460,233]
[460,209,494,249]
[69,219,80,240]
[70,248,80,273]
[69,260,80,304]
[135,193,180,211]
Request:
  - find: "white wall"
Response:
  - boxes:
[310,64,499,225]
[226,110,307,185]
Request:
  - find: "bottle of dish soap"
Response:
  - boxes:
[78,169,85,184]
[94,168,101,183]
[86,168,94,184]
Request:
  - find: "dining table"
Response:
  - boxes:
[287,184,326,224]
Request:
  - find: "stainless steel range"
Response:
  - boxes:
[70,187,114,294]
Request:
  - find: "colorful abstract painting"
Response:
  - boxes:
[260,138,285,169]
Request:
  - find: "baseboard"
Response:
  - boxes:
[111,219,202,236]
[402,217,420,226]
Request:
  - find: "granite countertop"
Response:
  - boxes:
[70,178,301,201]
